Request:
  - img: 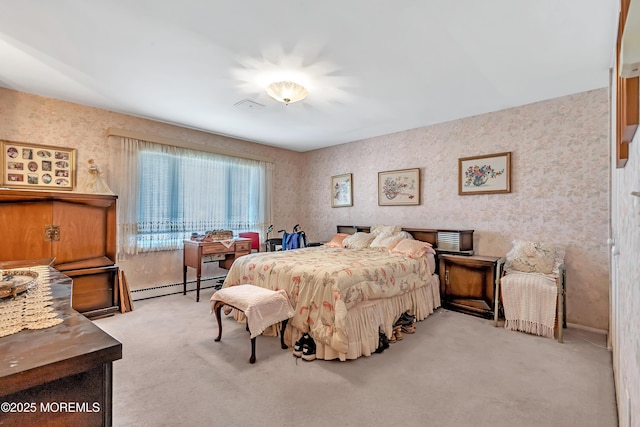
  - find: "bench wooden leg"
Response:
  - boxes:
[214,301,257,363]
[280,318,289,349]
[213,301,223,341]
[213,299,291,363]
[250,336,256,364]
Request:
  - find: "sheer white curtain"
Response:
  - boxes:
[111,136,272,256]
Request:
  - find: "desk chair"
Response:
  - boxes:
[238,232,260,252]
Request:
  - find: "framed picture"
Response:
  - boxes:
[458,152,511,195]
[378,168,420,206]
[331,173,353,207]
[1,140,76,191]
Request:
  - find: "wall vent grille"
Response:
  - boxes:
[234,99,265,110]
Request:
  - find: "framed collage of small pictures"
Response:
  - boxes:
[1,140,76,191]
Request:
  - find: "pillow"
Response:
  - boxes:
[390,238,436,258]
[370,224,402,236]
[370,230,415,251]
[395,231,414,240]
[505,240,565,275]
[343,232,375,249]
[370,231,405,251]
[324,233,349,248]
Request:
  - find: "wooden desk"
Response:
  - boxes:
[182,238,252,302]
[0,268,122,426]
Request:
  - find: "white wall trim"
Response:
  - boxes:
[567,322,609,336]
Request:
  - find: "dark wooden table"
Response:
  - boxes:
[0,268,122,426]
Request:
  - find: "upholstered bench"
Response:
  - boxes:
[210,285,294,363]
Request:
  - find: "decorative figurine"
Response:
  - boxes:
[79,159,113,194]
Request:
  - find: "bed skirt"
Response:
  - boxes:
[285,273,441,361]
[230,274,440,361]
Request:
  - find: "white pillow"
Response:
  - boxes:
[370,231,405,251]
[395,231,414,240]
[370,224,402,236]
[343,232,375,249]
[505,240,565,275]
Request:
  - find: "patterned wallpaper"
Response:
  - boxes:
[300,89,610,330]
[0,87,611,331]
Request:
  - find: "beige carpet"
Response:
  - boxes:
[95,288,618,427]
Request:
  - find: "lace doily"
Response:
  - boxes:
[0,266,63,338]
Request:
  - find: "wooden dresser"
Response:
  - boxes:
[0,269,122,426]
[0,190,119,318]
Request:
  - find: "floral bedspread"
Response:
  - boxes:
[222,246,433,354]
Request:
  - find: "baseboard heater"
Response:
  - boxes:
[130,275,227,301]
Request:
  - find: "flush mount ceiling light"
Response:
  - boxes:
[265,81,308,104]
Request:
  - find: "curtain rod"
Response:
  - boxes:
[105,127,275,163]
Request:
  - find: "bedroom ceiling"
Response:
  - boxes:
[0,1,619,152]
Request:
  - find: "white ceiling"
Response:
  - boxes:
[0,1,619,152]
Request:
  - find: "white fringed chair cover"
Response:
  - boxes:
[500,240,565,340]
[501,272,558,338]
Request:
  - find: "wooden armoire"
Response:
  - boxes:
[0,189,119,319]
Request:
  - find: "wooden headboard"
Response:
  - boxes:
[336,225,371,235]
[336,225,474,254]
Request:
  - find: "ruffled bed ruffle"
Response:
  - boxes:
[286,274,440,361]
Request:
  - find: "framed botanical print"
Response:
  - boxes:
[331,173,353,207]
[1,140,76,191]
[458,152,511,195]
[378,168,420,206]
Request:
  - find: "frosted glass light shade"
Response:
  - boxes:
[266,81,308,104]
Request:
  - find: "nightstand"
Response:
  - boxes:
[438,254,504,319]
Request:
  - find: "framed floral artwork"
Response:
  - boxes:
[378,168,420,206]
[458,152,511,195]
[1,140,77,191]
[331,173,353,207]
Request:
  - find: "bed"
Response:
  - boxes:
[220,225,441,361]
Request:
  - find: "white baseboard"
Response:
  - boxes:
[131,276,226,301]
[567,322,608,335]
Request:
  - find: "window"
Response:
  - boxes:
[114,137,271,254]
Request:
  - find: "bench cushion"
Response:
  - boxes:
[211,285,294,338]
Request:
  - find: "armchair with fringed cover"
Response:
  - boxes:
[496,240,566,342]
